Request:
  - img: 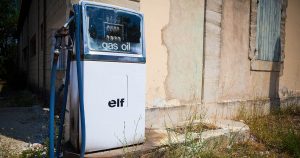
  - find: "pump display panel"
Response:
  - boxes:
[83,4,143,55]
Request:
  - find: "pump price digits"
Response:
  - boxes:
[101,42,131,52]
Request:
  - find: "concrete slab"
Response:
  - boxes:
[64,119,250,158]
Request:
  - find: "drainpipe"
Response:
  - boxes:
[37,0,40,89]
[43,0,47,97]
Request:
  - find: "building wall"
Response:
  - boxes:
[217,0,291,102]
[18,0,300,127]
[19,18,29,72]
[18,0,61,91]
[18,0,40,89]
[279,0,300,97]
[218,0,258,101]
[37,0,45,90]
[68,0,140,11]
[27,0,38,88]
[44,0,67,91]
[202,0,222,103]
[140,0,170,108]
[141,0,205,107]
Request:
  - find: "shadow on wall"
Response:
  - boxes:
[269,38,281,110]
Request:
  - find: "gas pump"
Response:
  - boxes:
[49,1,146,158]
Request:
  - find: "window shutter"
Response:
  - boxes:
[256,0,282,62]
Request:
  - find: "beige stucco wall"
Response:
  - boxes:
[279,0,300,96]
[141,0,205,107]
[140,0,170,107]
[68,0,139,11]
[218,0,281,102]
[218,0,251,101]
[202,0,222,103]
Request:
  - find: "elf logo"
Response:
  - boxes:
[108,98,125,108]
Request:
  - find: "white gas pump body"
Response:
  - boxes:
[68,1,145,152]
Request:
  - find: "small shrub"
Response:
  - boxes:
[245,105,300,157]
[20,139,48,158]
[282,131,300,157]
[20,148,46,158]
[160,112,220,158]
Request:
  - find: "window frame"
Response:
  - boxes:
[249,0,287,72]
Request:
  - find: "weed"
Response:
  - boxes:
[20,148,46,158]
[158,111,220,158]
[19,139,48,158]
[119,116,143,158]
[282,130,300,157]
[243,104,300,157]
[155,103,300,158]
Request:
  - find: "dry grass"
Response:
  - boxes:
[230,104,300,158]
[173,123,219,135]
[145,104,300,158]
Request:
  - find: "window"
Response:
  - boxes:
[22,46,28,64]
[40,23,44,51]
[30,34,36,57]
[256,0,282,62]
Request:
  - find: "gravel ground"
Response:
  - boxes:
[0,106,49,156]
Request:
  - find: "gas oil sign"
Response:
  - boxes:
[101,41,131,52]
[87,8,142,54]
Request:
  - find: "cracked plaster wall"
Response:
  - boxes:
[141,0,205,107]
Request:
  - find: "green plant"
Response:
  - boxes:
[235,99,268,121]
[159,111,221,158]
[220,101,300,157]
[20,139,49,158]
[118,117,143,158]
[0,0,19,77]
[20,148,46,158]
[282,130,300,157]
[245,104,300,157]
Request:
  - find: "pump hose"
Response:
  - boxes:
[74,4,86,158]
[49,53,58,158]
[56,50,71,158]
[49,5,85,158]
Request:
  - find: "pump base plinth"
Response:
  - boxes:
[64,119,250,158]
[64,129,167,158]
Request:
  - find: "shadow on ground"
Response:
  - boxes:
[0,106,48,144]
